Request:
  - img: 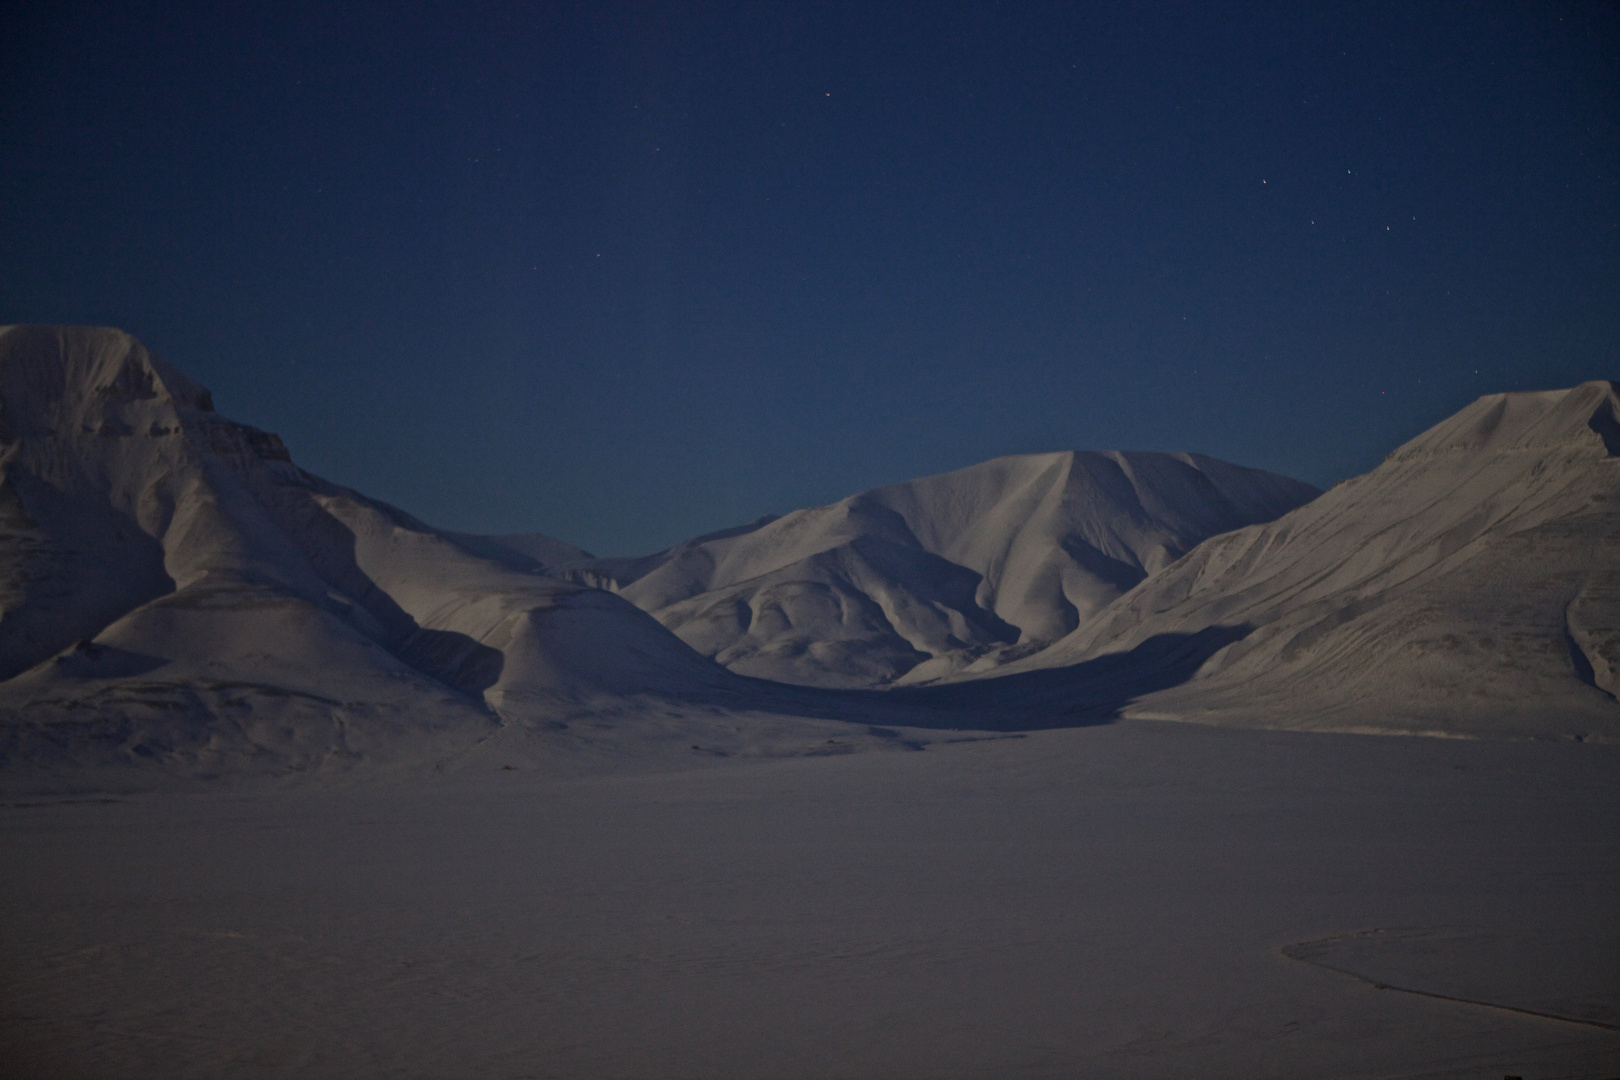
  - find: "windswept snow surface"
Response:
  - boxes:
[981,382,1620,741]
[554,453,1319,688]
[0,326,740,787]
[3,724,1615,1079]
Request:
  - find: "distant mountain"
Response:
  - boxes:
[553,453,1320,688]
[0,326,732,782]
[978,382,1620,740]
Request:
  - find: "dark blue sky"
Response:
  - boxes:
[3,1,1616,555]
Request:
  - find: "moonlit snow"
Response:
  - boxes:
[546,450,1318,688]
[1,325,1615,1078]
[981,379,1620,741]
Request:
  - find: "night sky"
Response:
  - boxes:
[3,2,1616,555]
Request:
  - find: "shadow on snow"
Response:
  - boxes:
[715,624,1255,733]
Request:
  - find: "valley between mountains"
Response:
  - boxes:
[0,324,1614,789]
[2,325,1617,1080]
[0,325,1607,790]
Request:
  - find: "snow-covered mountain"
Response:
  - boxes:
[5,323,1606,786]
[976,382,1620,740]
[0,325,733,781]
[551,453,1319,688]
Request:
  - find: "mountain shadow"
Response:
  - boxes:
[891,623,1255,730]
[251,486,507,697]
[697,623,1255,733]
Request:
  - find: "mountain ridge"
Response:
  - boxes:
[0,325,741,785]
[1,325,1611,791]
[972,381,1620,741]
[545,449,1320,688]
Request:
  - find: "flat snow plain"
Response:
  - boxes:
[4,721,1616,1079]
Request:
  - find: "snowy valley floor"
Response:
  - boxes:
[2,719,1617,1080]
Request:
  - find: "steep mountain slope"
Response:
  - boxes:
[979,382,1620,740]
[0,325,734,782]
[557,454,1319,688]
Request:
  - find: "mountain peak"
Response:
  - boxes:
[549,447,1320,688]
[1389,380,1620,462]
[0,325,215,432]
